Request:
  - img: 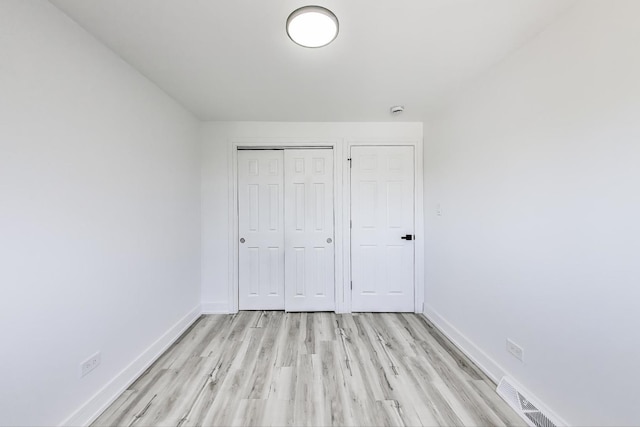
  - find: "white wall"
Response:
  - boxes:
[201,122,422,312]
[0,2,201,425]
[424,1,640,425]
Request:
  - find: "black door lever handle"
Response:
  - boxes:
[401,234,414,241]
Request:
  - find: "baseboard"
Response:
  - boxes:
[423,304,505,384]
[201,301,230,314]
[423,305,568,426]
[59,305,202,427]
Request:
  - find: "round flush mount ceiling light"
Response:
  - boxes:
[286,6,339,48]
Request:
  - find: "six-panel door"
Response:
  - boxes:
[284,149,335,312]
[350,146,415,312]
[238,150,285,310]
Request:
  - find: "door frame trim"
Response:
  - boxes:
[227,138,424,314]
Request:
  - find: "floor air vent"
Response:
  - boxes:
[496,377,561,427]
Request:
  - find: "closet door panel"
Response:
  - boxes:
[284,149,335,312]
[238,150,285,310]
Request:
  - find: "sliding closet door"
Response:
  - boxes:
[284,149,335,312]
[238,150,285,310]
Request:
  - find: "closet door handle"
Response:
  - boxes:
[327,238,332,243]
[240,238,245,243]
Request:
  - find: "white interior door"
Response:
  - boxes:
[284,149,335,312]
[238,150,285,310]
[350,146,415,312]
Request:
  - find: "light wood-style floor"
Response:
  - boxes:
[93,312,524,426]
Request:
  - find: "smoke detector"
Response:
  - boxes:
[390,105,404,114]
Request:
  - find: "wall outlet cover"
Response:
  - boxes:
[506,339,524,362]
[80,352,101,378]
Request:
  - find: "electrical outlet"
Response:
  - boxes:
[80,352,101,377]
[506,339,524,362]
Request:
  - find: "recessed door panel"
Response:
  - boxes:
[351,146,415,312]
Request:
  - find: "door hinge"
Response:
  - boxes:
[350,220,352,228]
[350,281,353,290]
[347,158,352,168]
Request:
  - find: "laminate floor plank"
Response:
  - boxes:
[402,357,462,426]
[469,380,528,427]
[269,366,295,401]
[263,398,294,427]
[91,313,522,427]
[274,313,303,367]
[91,390,136,427]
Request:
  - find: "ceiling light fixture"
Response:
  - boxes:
[286,6,339,48]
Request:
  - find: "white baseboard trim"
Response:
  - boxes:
[59,305,202,427]
[423,304,504,383]
[201,301,230,314]
[423,305,568,426]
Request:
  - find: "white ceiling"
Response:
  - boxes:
[50,0,576,122]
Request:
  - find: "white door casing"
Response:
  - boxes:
[284,149,335,311]
[229,137,423,315]
[238,150,285,310]
[350,146,415,312]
